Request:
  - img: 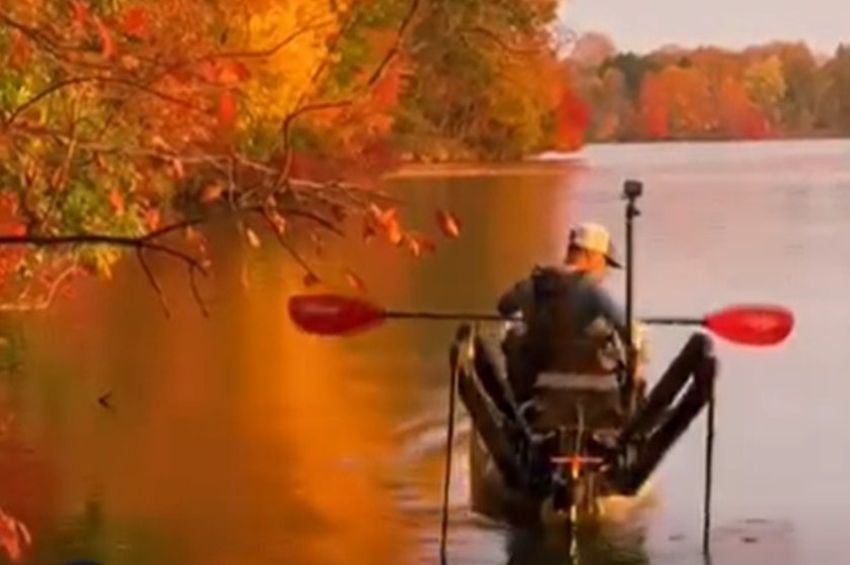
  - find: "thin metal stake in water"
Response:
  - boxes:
[703,380,716,556]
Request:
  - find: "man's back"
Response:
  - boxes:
[498,266,628,378]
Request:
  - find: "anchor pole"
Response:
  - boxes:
[703,378,716,555]
[440,325,469,563]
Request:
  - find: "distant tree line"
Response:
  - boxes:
[566,33,850,142]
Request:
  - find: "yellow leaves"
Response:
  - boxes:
[235,1,342,120]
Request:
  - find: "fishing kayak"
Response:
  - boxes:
[451,323,717,525]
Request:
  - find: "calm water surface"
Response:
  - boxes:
[1,140,849,564]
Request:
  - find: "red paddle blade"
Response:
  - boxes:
[704,305,794,346]
[288,294,385,336]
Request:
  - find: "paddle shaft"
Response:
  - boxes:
[385,310,705,326]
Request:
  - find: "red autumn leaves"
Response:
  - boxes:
[67,2,244,130]
[367,204,460,251]
[0,507,30,563]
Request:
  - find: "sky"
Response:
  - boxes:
[559,0,848,55]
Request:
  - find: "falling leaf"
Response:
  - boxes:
[200,183,224,203]
[436,210,461,239]
[108,188,125,216]
[245,228,261,249]
[217,90,237,128]
[120,7,149,40]
[344,270,367,293]
[93,16,116,59]
[303,272,320,287]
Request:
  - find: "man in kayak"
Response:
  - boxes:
[497,222,645,429]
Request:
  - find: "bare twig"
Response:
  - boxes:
[365,0,421,86]
[214,19,336,60]
[458,25,545,56]
[0,233,206,273]
[6,75,206,128]
[188,265,209,317]
[137,248,171,318]
[261,209,319,281]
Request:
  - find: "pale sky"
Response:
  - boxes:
[560,0,848,56]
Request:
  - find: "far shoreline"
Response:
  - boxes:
[386,136,850,178]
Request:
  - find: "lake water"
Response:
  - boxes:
[1,139,849,564]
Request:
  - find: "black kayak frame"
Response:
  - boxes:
[443,180,719,558]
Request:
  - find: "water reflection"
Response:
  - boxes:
[506,520,650,565]
[0,141,847,563]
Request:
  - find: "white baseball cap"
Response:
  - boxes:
[568,222,622,268]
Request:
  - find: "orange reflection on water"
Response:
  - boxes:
[239,266,414,565]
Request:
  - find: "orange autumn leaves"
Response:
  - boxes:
[0,507,29,563]
[568,37,845,142]
[636,63,772,140]
[323,204,460,294]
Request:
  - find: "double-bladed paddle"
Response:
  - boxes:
[287,294,794,346]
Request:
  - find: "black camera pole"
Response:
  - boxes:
[622,179,643,404]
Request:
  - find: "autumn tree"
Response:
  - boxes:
[743,55,786,126]
[0,0,489,314]
[573,39,850,142]
[394,0,578,160]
